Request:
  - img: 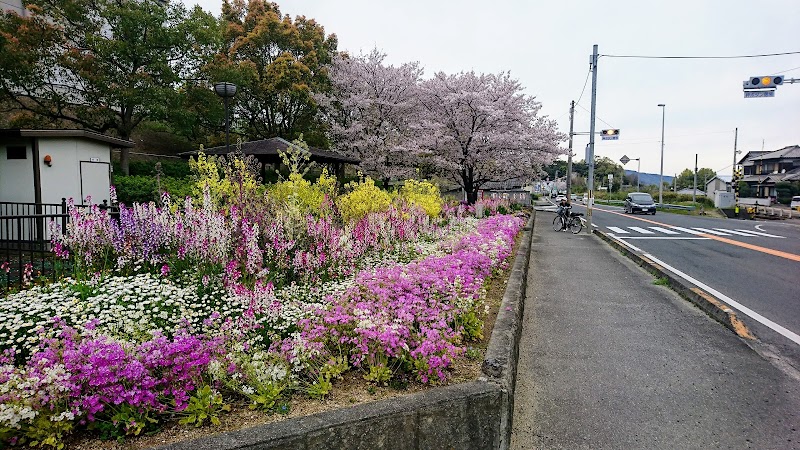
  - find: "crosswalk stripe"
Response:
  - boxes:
[607,226,628,234]
[628,226,654,234]
[735,229,785,238]
[692,227,732,236]
[715,228,758,236]
[649,227,680,235]
[669,226,705,235]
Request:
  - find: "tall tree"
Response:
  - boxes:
[208,0,337,147]
[676,167,716,190]
[318,49,423,181]
[416,72,564,203]
[0,0,219,174]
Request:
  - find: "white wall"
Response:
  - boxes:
[39,138,111,205]
[0,140,35,203]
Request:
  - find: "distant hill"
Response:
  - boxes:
[625,170,673,187]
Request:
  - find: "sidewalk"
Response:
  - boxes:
[510,210,800,449]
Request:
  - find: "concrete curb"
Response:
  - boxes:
[481,211,534,450]
[593,229,754,340]
[152,213,535,450]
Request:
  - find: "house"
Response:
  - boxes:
[705,175,732,194]
[738,145,800,199]
[0,129,133,207]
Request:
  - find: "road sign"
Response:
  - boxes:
[620,155,630,165]
[744,90,775,98]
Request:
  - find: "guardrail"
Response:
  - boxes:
[658,203,696,211]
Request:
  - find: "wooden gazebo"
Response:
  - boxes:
[179,137,360,184]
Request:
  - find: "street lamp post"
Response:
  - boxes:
[634,157,641,191]
[213,82,237,152]
[657,104,666,205]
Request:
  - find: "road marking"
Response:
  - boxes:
[608,233,642,252]
[617,236,709,240]
[670,226,705,235]
[735,229,785,238]
[715,228,758,237]
[645,254,800,346]
[629,226,654,234]
[650,227,680,235]
[592,208,800,262]
[608,226,629,234]
[692,227,732,236]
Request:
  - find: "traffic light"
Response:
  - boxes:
[600,129,620,140]
[744,75,784,89]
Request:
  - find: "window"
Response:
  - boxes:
[6,146,26,159]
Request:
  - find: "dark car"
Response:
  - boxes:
[624,192,656,215]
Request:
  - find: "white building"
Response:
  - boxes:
[1,129,133,207]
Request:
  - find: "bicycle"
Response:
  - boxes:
[552,209,583,234]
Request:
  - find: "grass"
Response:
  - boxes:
[653,277,669,286]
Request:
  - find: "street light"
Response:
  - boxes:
[657,104,666,205]
[633,157,641,191]
[213,82,237,152]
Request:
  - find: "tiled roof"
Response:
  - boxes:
[179,137,359,165]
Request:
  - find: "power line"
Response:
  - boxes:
[575,103,614,128]
[771,65,800,75]
[600,51,800,59]
[575,70,590,105]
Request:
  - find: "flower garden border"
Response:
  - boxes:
[152,212,535,450]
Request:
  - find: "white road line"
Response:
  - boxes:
[608,233,642,252]
[715,228,758,237]
[670,226,705,235]
[645,254,800,346]
[617,237,710,240]
[650,227,680,235]
[692,228,732,236]
[735,229,785,239]
[608,226,629,234]
[629,226,655,234]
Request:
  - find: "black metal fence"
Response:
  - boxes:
[1,200,116,291]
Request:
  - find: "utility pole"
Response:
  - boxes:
[587,44,598,233]
[567,100,575,197]
[732,127,738,191]
[693,153,698,203]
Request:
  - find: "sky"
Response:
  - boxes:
[181,0,800,179]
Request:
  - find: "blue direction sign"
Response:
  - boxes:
[744,90,775,98]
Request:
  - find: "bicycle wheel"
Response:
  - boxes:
[569,216,583,234]
[552,216,564,231]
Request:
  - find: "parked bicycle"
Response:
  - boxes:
[552,207,584,234]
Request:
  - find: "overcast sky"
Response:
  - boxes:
[182,0,800,178]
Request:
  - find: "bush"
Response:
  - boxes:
[337,178,392,223]
[398,180,442,218]
[113,176,194,205]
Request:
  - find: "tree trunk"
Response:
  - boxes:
[119,147,130,176]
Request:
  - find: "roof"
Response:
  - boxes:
[739,146,800,165]
[179,137,360,165]
[706,175,732,184]
[0,128,134,147]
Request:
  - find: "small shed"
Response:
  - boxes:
[179,137,360,184]
[0,129,134,207]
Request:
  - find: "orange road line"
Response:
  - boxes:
[594,208,800,262]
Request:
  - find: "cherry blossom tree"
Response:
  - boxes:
[318,48,423,182]
[416,71,565,203]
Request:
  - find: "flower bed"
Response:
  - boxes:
[0,157,524,447]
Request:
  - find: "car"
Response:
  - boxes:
[624,192,656,215]
[555,194,567,203]
[791,196,800,211]
[570,194,578,202]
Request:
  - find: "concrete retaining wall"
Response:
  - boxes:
[154,212,534,450]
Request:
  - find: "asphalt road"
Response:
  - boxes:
[511,210,800,449]
[571,201,800,372]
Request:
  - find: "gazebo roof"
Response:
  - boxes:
[178,137,360,165]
